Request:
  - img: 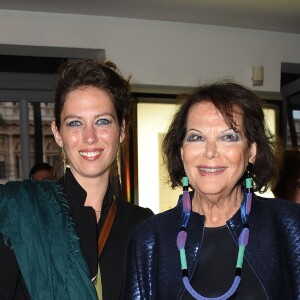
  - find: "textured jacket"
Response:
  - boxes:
[123,194,300,299]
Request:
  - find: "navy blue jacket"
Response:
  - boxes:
[123,194,300,299]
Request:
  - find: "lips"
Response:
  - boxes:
[79,149,103,160]
[197,167,226,175]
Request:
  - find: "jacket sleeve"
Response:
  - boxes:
[122,227,156,300]
[280,202,300,299]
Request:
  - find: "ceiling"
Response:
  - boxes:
[0,0,300,34]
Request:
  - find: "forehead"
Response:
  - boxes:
[187,101,244,128]
[63,87,114,111]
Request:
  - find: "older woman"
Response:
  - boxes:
[123,81,300,299]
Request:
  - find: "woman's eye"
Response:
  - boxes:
[96,118,112,125]
[220,132,241,142]
[186,134,205,142]
[67,120,81,127]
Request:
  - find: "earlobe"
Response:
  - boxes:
[119,120,126,143]
[119,132,125,143]
[57,140,63,148]
[180,147,183,161]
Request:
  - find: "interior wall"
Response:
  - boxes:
[0,9,300,92]
[137,103,179,212]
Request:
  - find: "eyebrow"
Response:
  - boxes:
[186,127,235,134]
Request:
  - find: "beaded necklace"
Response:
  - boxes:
[177,173,253,300]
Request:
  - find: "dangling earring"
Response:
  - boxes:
[62,148,67,173]
[245,163,253,190]
[182,175,191,213]
[242,163,253,223]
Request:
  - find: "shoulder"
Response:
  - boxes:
[116,199,154,219]
[0,179,67,217]
[254,195,300,213]
[126,203,185,265]
[130,203,182,241]
[2,179,63,195]
[253,195,300,226]
[110,199,154,237]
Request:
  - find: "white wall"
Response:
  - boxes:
[0,9,300,92]
[137,103,179,213]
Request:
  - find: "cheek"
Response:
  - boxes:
[101,130,120,147]
[224,149,242,163]
[182,144,201,162]
[223,146,248,165]
[100,130,115,142]
[181,146,199,182]
[61,132,80,148]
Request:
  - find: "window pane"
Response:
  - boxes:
[29,102,62,180]
[0,101,62,183]
[286,110,300,148]
[0,101,21,182]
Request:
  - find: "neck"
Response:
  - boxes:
[192,188,244,227]
[73,172,110,213]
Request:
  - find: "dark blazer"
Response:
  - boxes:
[123,194,300,299]
[59,168,154,300]
[0,169,153,300]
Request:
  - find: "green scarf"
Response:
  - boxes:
[0,180,97,300]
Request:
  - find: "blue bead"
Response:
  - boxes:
[245,178,252,189]
[182,176,189,187]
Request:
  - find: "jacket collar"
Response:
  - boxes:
[58,167,114,278]
[58,167,113,222]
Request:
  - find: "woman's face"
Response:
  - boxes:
[181,101,256,197]
[52,86,125,182]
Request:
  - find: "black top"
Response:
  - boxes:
[61,168,154,300]
[183,226,267,299]
[0,169,153,299]
[0,235,30,299]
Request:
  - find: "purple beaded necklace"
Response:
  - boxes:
[176,173,253,300]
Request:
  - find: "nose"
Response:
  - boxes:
[83,125,98,144]
[203,139,220,159]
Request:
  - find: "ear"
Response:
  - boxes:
[180,146,183,161]
[51,121,63,148]
[249,142,257,164]
[119,120,126,143]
